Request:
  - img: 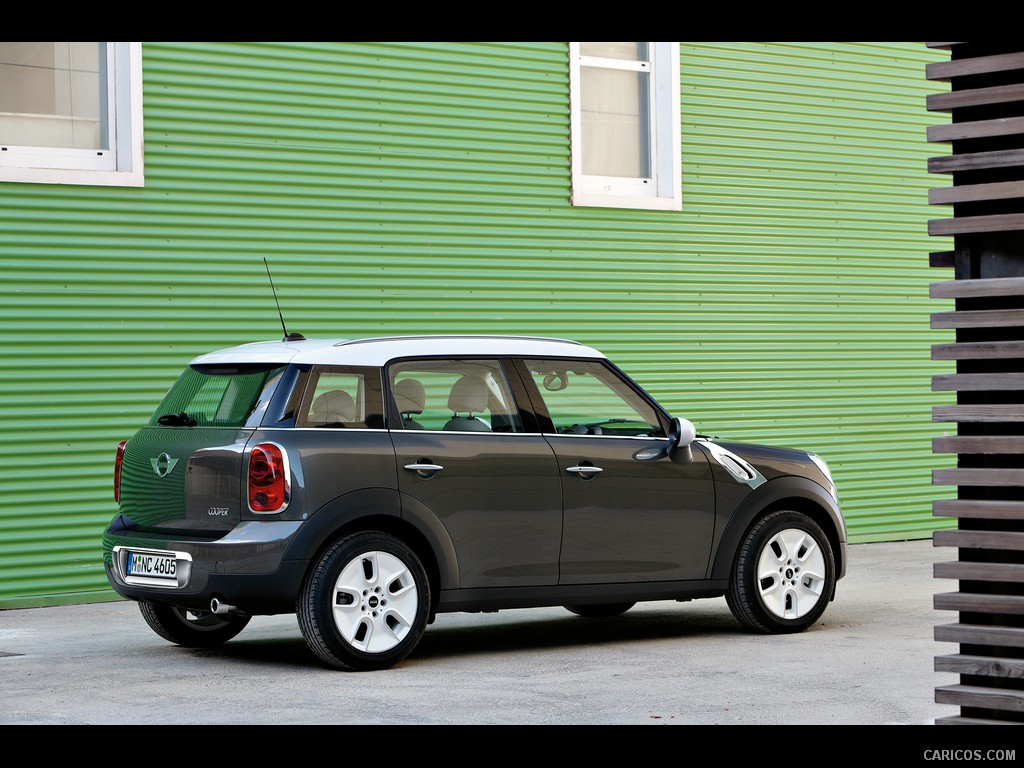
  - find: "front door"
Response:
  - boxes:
[520,358,717,584]
[545,433,715,583]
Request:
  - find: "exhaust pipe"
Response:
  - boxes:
[210,597,235,615]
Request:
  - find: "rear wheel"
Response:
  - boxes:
[298,531,430,671]
[138,602,251,647]
[726,510,835,633]
[564,602,635,618]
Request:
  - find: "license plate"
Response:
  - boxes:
[126,550,177,581]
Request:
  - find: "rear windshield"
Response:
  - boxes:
[148,364,286,428]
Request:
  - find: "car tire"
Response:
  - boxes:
[564,602,636,618]
[138,601,251,647]
[726,510,835,634]
[298,531,431,672]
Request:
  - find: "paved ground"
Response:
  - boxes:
[0,538,1006,738]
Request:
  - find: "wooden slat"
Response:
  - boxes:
[934,468,1024,486]
[934,435,1024,453]
[930,213,1024,237]
[931,251,955,268]
[927,53,1024,82]
[929,180,1024,205]
[934,499,1024,518]
[932,308,1024,328]
[934,405,1024,422]
[931,276,1024,298]
[932,373,1024,391]
[936,653,1024,677]
[935,715,1021,725]
[935,560,1024,582]
[932,341,1024,360]
[935,592,1024,614]
[936,684,1024,713]
[928,84,1024,112]
[929,148,1024,174]
[934,529,1024,550]
[929,116,1024,143]
[936,622,1024,647]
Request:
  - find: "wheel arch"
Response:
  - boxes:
[710,476,846,586]
[283,487,447,616]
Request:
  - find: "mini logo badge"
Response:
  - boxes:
[151,453,179,478]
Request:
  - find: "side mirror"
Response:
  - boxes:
[633,416,696,463]
[668,416,696,465]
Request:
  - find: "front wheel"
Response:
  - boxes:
[726,510,835,634]
[138,601,251,647]
[298,531,431,671]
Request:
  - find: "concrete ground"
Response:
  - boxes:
[0,538,997,735]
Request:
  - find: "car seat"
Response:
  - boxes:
[394,378,426,429]
[310,389,355,424]
[443,375,490,431]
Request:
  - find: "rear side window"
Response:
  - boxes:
[149,364,286,428]
[388,359,523,433]
[296,366,385,429]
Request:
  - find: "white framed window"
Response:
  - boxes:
[569,41,680,211]
[0,42,143,187]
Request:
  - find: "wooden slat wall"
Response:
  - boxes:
[928,41,1024,725]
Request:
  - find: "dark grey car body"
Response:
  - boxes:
[103,335,847,670]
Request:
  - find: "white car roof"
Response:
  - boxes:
[190,335,607,368]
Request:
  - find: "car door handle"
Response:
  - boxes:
[566,464,603,479]
[404,462,444,479]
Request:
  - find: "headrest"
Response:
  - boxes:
[394,378,425,415]
[311,389,355,422]
[447,375,488,414]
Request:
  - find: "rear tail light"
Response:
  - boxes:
[114,440,127,502]
[248,442,290,513]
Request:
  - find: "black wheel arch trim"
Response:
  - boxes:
[281,486,460,596]
[283,487,403,562]
[709,475,846,583]
[394,492,461,592]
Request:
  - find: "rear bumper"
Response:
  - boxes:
[102,518,309,615]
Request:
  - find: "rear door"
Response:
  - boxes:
[388,358,562,589]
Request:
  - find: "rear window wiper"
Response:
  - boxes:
[157,412,198,427]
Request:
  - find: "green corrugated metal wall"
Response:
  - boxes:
[0,42,953,608]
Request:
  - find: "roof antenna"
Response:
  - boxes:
[264,258,305,342]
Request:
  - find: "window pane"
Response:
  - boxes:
[0,42,105,150]
[299,367,384,429]
[525,360,664,437]
[580,42,647,60]
[580,66,650,178]
[389,359,522,433]
[148,366,285,428]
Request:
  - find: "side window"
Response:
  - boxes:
[389,359,523,433]
[568,41,681,211]
[0,42,143,186]
[298,366,384,429]
[524,359,665,437]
